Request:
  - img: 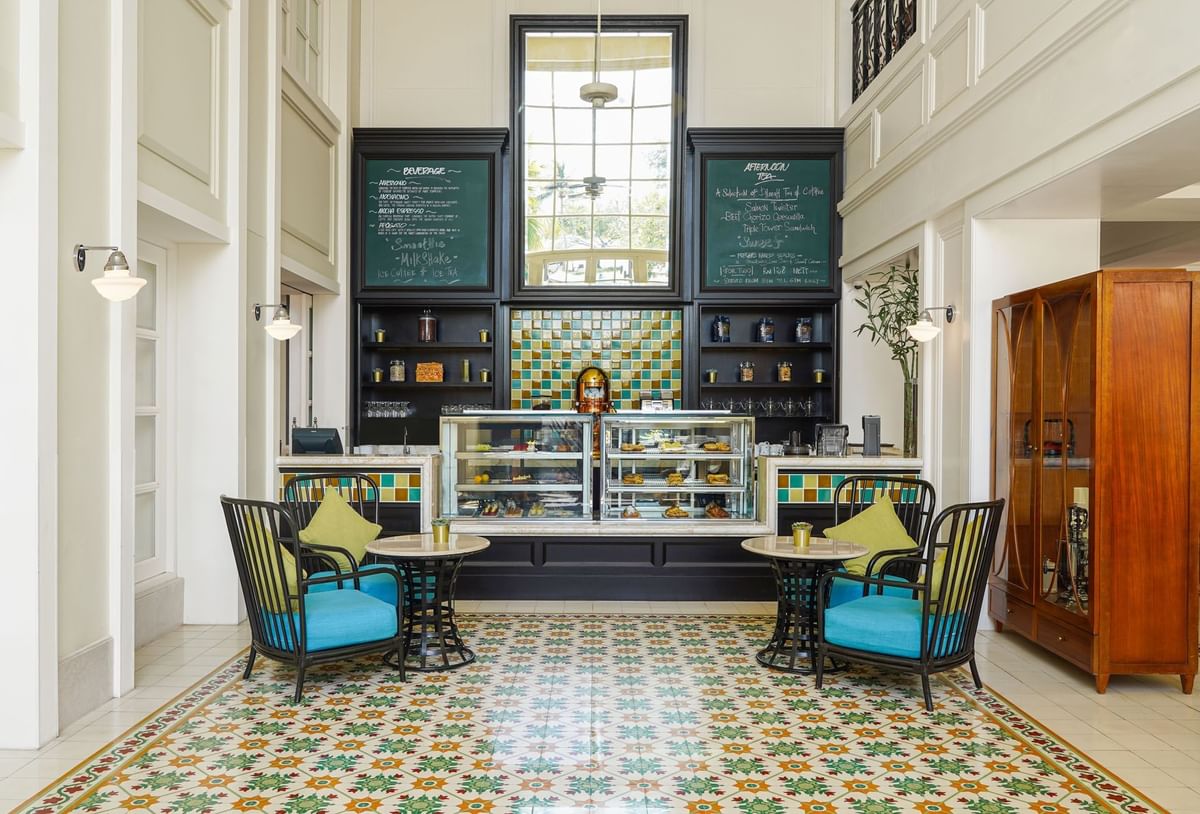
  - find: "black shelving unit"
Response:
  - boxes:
[355,303,498,445]
[693,303,839,443]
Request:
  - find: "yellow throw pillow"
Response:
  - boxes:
[245,511,301,613]
[822,493,918,576]
[298,489,383,572]
[930,517,981,613]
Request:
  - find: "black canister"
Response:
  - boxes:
[711,315,731,343]
[755,317,775,343]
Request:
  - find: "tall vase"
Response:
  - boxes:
[903,379,918,459]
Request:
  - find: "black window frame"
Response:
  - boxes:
[508,14,688,303]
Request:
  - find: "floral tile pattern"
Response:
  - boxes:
[19,615,1161,813]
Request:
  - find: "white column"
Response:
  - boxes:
[0,0,59,748]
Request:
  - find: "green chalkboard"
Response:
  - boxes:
[363,158,490,288]
[702,158,832,289]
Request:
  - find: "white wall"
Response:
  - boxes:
[57,0,113,666]
[356,0,838,128]
[0,0,59,749]
[839,280,906,447]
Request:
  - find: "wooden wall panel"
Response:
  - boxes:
[1104,279,1192,665]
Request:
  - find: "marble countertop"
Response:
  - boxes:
[448,518,773,538]
[762,454,923,469]
[278,453,439,467]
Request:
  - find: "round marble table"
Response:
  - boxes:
[741,536,869,674]
[367,534,490,671]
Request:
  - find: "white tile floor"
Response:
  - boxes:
[2,603,1198,812]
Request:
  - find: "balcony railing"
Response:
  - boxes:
[852,0,918,101]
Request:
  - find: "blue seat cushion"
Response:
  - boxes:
[307,563,401,606]
[306,563,437,606]
[823,594,962,659]
[262,589,397,652]
[827,573,914,608]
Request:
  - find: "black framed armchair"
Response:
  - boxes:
[816,498,1005,711]
[825,475,937,607]
[220,496,405,702]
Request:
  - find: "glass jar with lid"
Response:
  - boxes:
[389,359,406,382]
[418,309,437,343]
[755,317,775,343]
[738,361,755,382]
[776,361,792,382]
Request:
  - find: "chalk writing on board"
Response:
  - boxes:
[704,159,831,289]
[363,159,489,288]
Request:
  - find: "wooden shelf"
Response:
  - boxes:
[700,342,832,350]
[364,342,493,350]
[700,382,833,389]
[363,381,494,389]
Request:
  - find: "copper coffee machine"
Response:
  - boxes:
[574,365,614,458]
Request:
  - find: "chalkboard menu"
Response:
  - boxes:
[702,157,833,290]
[363,158,491,288]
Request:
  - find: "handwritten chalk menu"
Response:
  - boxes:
[363,158,490,288]
[703,158,832,289]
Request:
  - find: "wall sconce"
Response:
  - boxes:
[907,305,955,342]
[254,303,302,341]
[74,244,145,302]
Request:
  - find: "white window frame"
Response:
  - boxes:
[134,241,174,584]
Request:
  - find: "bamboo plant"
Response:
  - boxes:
[853,262,921,457]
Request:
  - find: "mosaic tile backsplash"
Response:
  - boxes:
[776,471,922,505]
[279,472,422,504]
[510,309,683,410]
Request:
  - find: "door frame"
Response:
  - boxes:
[133,240,176,585]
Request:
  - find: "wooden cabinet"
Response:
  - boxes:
[990,270,1198,694]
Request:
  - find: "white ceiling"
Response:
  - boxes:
[985,108,1200,222]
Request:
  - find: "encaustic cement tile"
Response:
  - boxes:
[16,614,1168,814]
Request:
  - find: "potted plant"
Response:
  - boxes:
[853,262,920,458]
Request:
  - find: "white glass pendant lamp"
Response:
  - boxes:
[254,303,302,341]
[74,244,146,302]
[579,0,618,107]
[906,306,955,342]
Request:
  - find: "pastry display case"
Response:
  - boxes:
[440,412,592,520]
[600,413,756,522]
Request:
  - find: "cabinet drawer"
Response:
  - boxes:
[989,590,1033,636]
[1036,616,1095,670]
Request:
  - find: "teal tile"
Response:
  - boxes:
[381,473,395,487]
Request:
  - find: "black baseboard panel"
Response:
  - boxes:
[454,534,775,601]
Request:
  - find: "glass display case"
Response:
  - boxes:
[441,412,593,520]
[600,413,756,522]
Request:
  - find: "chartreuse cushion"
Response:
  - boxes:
[262,589,397,652]
[307,563,400,606]
[246,513,302,613]
[298,489,383,572]
[822,494,918,576]
[930,518,981,613]
[823,595,962,659]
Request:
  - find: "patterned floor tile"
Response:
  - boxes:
[16,615,1165,814]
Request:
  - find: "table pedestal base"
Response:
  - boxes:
[758,558,848,675]
[400,557,474,672]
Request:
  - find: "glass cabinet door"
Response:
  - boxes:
[599,415,756,521]
[1037,287,1094,621]
[992,302,1036,599]
[441,414,592,519]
